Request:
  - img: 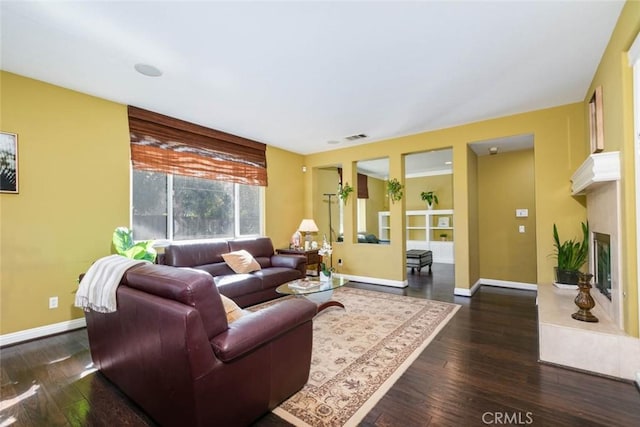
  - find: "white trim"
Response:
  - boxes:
[480,278,538,291]
[628,31,640,66]
[454,279,537,297]
[338,273,407,288]
[631,30,640,334]
[570,151,620,195]
[0,318,86,347]
[405,168,453,179]
[454,279,482,297]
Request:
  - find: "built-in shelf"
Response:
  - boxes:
[378,209,454,263]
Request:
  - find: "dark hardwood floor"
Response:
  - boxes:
[2,264,639,426]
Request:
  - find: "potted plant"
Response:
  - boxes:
[387,178,404,204]
[420,191,439,209]
[552,222,589,286]
[317,236,333,281]
[112,227,157,262]
[338,182,353,204]
[439,233,447,241]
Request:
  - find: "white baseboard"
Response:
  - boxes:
[0,318,86,347]
[338,273,408,288]
[480,278,538,291]
[454,279,482,297]
[454,278,537,297]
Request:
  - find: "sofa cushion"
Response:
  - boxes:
[220,294,244,323]
[164,240,230,267]
[222,250,261,274]
[229,237,275,263]
[252,268,302,290]
[215,274,262,299]
[194,262,235,277]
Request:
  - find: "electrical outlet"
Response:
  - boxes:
[338,258,343,266]
[519,225,526,233]
[49,296,58,309]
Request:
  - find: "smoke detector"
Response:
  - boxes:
[489,146,499,155]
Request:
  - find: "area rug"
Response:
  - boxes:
[257,287,460,427]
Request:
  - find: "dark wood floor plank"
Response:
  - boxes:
[1,263,638,426]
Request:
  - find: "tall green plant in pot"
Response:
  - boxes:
[552,222,589,285]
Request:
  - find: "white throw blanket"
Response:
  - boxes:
[75,254,150,313]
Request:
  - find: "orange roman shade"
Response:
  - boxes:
[128,106,267,186]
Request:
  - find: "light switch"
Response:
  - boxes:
[519,225,525,233]
[516,209,528,218]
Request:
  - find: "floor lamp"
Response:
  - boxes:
[323,193,336,268]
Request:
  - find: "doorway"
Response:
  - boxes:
[469,134,537,285]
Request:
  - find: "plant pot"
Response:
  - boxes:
[320,271,332,282]
[554,267,580,285]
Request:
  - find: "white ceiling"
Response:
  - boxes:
[0,1,624,155]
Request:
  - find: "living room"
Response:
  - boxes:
[1,1,639,425]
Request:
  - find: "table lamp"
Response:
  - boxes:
[298,219,319,250]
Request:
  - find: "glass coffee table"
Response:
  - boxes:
[276,276,348,313]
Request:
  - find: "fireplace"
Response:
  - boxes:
[593,232,611,300]
[538,152,640,379]
[571,151,622,328]
[537,151,639,382]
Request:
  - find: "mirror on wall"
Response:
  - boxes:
[314,165,342,246]
[404,149,453,211]
[354,157,390,244]
[404,149,455,262]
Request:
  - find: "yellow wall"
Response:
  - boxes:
[0,72,306,335]
[312,166,341,242]
[362,176,386,234]
[467,145,480,287]
[0,72,131,334]
[584,0,639,335]
[3,3,636,338]
[478,149,537,284]
[305,103,586,287]
[405,174,453,210]
[305,150,406,281]
[264,146,305,249]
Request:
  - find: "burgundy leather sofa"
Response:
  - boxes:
[161,237,305,307]
[84,263,317,427]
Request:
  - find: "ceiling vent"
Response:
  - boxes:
[345,133,367,141]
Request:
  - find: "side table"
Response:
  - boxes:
[276,248,322,276]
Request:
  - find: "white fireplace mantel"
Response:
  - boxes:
[571,151,620,195]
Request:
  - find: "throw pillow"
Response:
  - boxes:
[220,294,244,323]
[221,249,261,274]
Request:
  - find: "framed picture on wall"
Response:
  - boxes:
[0,131,18,194]
[589,86,604,153]
[437,217,450,227]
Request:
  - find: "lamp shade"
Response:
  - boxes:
[298,219,319,233]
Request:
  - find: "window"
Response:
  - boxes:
[132,170,263,241]
[357,198,367,233]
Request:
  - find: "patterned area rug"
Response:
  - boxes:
[261,287,460,427]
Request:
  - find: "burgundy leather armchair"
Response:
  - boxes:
[84,263,316,426]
